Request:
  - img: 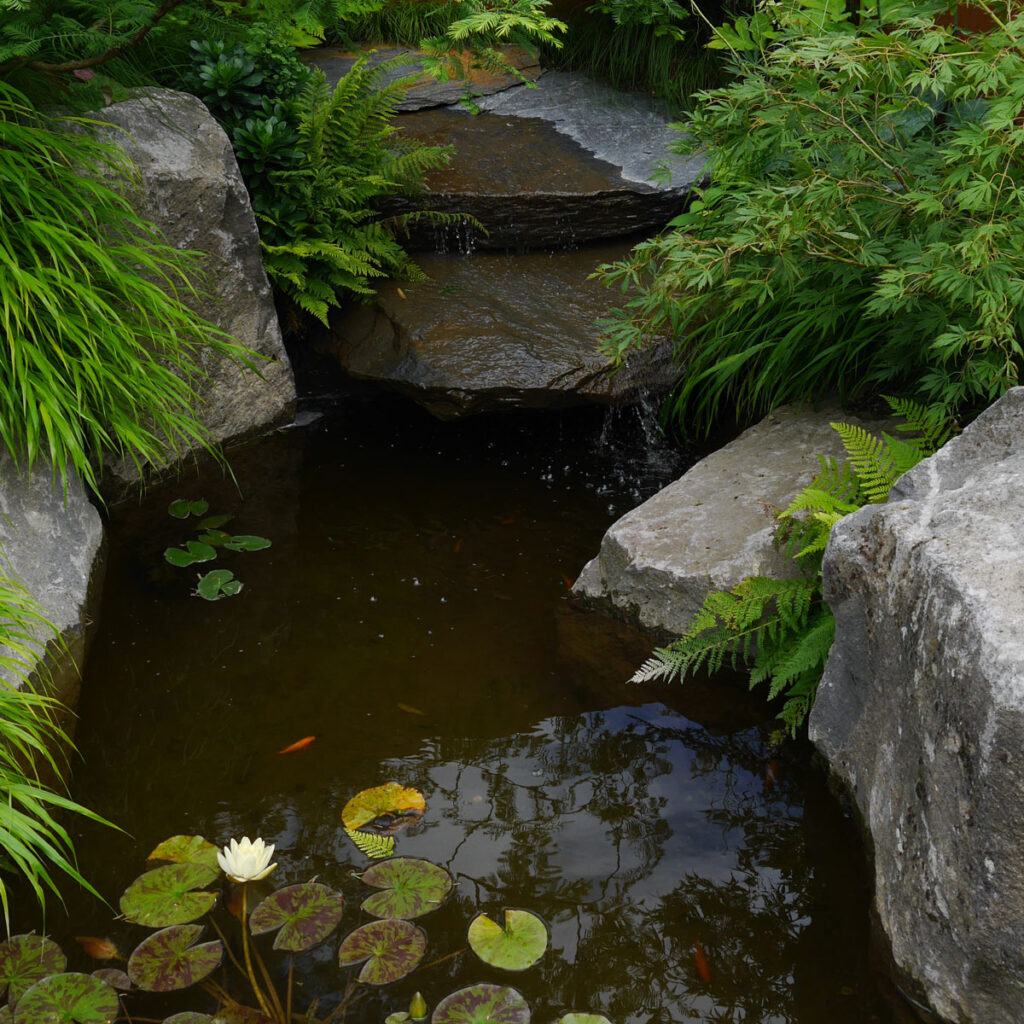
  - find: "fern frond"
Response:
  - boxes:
[344,828,395,859]
[883,394,953,451]
[829,421,901,502]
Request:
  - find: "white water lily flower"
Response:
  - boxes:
[218,836,277,883]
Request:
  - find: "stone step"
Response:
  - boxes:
[388,72,706,250]
[320,240,677,418]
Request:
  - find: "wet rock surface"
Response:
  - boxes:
[322,243,678,418]
[89,89,295,493]
[573,404,892,636]
[0,456,103,710]
[810,387,1024,1024]
[389,106,692,249]
[303,44,542,110]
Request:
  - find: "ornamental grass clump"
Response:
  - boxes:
[597,0,1024,435]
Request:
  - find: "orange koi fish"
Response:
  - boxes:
[277,735,316,755]
[694,941,711,983]
[76,936,118,960]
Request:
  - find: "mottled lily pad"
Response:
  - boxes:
[342,784,426,831]
[555,1016,612,1024]
[14,973,118,1024]
[147,836,220,873]
[361,858,452,920]
[164,542,217,567]
[119,864,218,927]
[337,920,425,985]
[431,985,530,1024]
[467,911,546,971]
[168,500,209,519]
[0,935,67,1005]
[162,1014,211,1024]
[127,926,222,992]
[344,829,394,860]
[89,971,130,992]
[249,883,344,952]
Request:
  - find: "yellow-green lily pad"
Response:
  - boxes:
[147,836,219,873]
[119,864,218,927]
[342,784,425,831]
[467,910,546,971]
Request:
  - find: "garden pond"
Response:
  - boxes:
[26,394,915,1024]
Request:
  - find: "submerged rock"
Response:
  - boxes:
[810,387,1024,1024]
[89,89,295,493]
[573,405,890,636]
[389,72,705,250]
[322,243,677,417]
[0,456,104,712]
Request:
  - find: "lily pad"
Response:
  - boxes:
[467,911,546,971]
[147,836,220,873]
[361,858,452,920]
[337,920,425,985]
[431,985,530,1024]
[162,1014,211,1024]
[555,1017,612,1024]
[196,531,232,548]
[344,829,394,860]
[249,883,344,952]
[89,971,130,992]
[222,536,271,552]
[342,784,426,831]
[198,515,232,530]
[14,973,118,1024]
[119,864,218,927]
[0,936,67,1005]
[195,570,242,601]
[211,1007,272,1024]
[164,542,216,568]
[0,1004,12,1024]
[127,925,222,993]
[168,500,209,520]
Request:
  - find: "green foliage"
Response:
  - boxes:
[631,400,945,734]
[260,60,453,321]
[596,0,1024,435]
[0,81,252,493]
[0,577,112,926]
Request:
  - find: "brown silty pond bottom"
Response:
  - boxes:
[27,398,915,1024]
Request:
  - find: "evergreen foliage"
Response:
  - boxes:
[597,0,1024,435]
[631,400,945,734]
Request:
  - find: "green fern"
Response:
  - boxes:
[632,400,951,736]
[344,827,395,859]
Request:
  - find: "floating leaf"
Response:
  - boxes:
[147,836,220,873]
[385,1015,410,1024]
[0,935,67,1005]
[211,1007,271,1024]
[164,542,216,568]
[168,500,209,520]
[555,1016,612,1024]
[89,971,129,992]
[195,570,242,601]
[342,784,426,831]
[127,925,222,993]
[222,536,271,552]
[431,985,530,1024]
[467,911,546,971]
[198,515,232,530]
[119,864,218,927]
[249,883,344,952]
[344,829,394,860]
[14,973,118,1024]
[162,1014,211,1024]
[361,859,452,920]
[0,1004,12,1024]
[337,920,425,985]
[196,531,232,547]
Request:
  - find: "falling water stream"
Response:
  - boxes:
[28,393,914,1024]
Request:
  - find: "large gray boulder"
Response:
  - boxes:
[324,242,678,418]
[0,456,104,712]
[90,89,295,491]
[573,404,889,635]
[810,388,1024,1024]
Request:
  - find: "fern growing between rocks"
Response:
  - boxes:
[631,399,946,734]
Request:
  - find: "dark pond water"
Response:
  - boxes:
[37,395,912,1024]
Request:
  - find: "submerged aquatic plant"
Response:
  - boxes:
[0,783,599,1024]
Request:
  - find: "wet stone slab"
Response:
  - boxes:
[321,241,678,418]
[389,106,692,249]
